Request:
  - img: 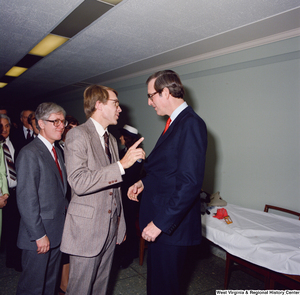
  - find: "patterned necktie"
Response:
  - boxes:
[104,132,111,163]
[26,128,31,140]
[163,117,172,135]
[52,146,63,181]
[2,143,17,181]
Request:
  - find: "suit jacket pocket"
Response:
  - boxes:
[68,202,94,219]
[40,211,54,219]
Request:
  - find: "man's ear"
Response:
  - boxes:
[161,87,170,99]
[38,119,45,130]
[95,100,103,111]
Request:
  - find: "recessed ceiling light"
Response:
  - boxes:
[96,0,123,5]
[0,82,8,88]
[5,66,28,77]
[29,34,69,57]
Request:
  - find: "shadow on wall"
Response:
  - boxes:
[185,87,218,194]
[203,130,218,194]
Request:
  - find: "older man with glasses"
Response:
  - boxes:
[15,102,68,295]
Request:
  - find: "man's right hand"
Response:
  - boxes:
[36,235,50,254]
[128,180,144,202]
[120,137,145,169]
[0,194,9,208]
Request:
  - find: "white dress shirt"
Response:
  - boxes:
[23,125,33,139]
[90,118,125,175]
[169,101,188,125]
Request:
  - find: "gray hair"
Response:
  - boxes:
[20,109,34,119]
[0,114,11,125]
[35,102,66,131]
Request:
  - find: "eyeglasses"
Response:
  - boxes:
[107,99,120,107]
[45,119,68,127]
[147,91,159,100]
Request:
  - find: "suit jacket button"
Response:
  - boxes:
[109,192,113,195]
[108,210,112,214]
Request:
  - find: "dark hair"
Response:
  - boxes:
[146,70,185,98]
[123,134,139,149]
[61,115,79,141]
[27,112,35,127]
[84,85,118,119]
[65,115,79,127]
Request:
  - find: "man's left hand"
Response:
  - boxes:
[142,221,162,242]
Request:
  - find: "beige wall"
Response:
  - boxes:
[58,36,300,213]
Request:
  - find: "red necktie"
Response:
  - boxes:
[52,147,63,181]
[163,117,172,135]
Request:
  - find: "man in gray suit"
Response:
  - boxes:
[61,85,145,295]
[16,102,68,295]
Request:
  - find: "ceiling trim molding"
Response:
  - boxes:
[101,28,300,86]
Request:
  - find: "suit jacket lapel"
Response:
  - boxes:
[56,147,67,193]
[149,106,191,157]
[35,138,66,193]
[110,135,119,162]
[85,119,109,167]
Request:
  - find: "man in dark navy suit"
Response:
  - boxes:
[128,70,207,295]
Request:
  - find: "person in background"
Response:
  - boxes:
[27,112,39,137]
[128,70,207,295]
[57,115,79,151]
[0,114,22,271]
[12,110,34,153]
[117,124,144,269]
[60,85,145,295]
[0,123,9,244]
[0,106,8,115]
[16,102,68,295]
[0,106,18,134]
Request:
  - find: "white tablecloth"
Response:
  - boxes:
[201,203,300,275]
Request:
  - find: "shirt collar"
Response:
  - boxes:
[90,117,108,137]
[4,136,11,145]
[170,101,188,124]
[38,134,54,153]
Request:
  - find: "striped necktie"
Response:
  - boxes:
[104,132,111,163]
[2,143,17,181]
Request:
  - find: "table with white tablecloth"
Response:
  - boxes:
[201,203,300,276]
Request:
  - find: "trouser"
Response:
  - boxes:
[17,245,62,295]
[2,187,22,269]
[147,242,188,295]
[66,212,118,295]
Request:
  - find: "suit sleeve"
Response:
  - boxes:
[152,115,207,234]
[64,127,122,196]
[16,148,46,241]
